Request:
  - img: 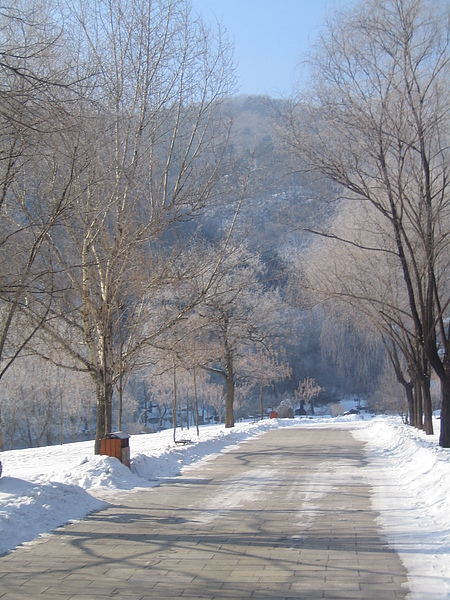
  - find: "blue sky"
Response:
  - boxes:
[191,0,351,97]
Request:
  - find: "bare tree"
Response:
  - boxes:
[147,370,172,432]
[204,382,225,424]
[286,0,450,445]
[33,0,235,453]
[295,377,322,415]
[0,1,86,380]
[197,243,289,428]
[368,355,409,417]
[303,199,434,431]
[1,354,95,448]
[237,347,290,420]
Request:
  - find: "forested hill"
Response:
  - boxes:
[198,95,383,401]
[200,95,333,254]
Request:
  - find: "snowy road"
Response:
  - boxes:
[1,415,449,597]
[0,427,408,599]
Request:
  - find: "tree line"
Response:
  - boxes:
[1,0,449,450]
[0,0,292,452]
[284,0,450,445]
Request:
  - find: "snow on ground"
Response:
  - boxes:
[0,419,281,556]
[0,414,449,599]
[352,416,450,600]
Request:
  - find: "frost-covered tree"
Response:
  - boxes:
[304,199,434,431]
[33,0,235,453]
[197,243,289,428]
[295,377,322,415]
[0,355,94,448]
[286,0,450,445]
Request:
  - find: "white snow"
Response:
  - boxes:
[352,416,450,600]
[0,415,449,599]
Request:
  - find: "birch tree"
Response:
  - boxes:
[36,0,235,452]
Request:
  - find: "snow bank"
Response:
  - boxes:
[353,416,450,600]
[0,419,280,555]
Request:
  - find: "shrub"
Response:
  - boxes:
[276,401,294,419]
[330,403,344,417]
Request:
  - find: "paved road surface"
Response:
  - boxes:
[0,428,408,599]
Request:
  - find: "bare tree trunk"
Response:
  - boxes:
[412,381,421,429]
[172,363,177,443]
[225,353,235,428]
[158,405,167,433]
[118,332,123,431]
[422,378,433,435]
[405,381,414,426]
[425,330,450,446]
[193,366,199,437]
[260,382,264,421]
[117,386,122,431]
[418,381,424,430]
[439,376,450,448]
[103,335,113,439]
[94,389,112,452]
[386,341,415,426]
[93,362,114,454]
[59,390,63,445]
[88,399,93,441]
[94,382,105,455]
[186,390,190,430]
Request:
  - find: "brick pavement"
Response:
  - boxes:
[0,427,409,599]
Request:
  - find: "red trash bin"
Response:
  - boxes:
[100,432,131,468]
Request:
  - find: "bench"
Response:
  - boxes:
[175,434,192,446]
